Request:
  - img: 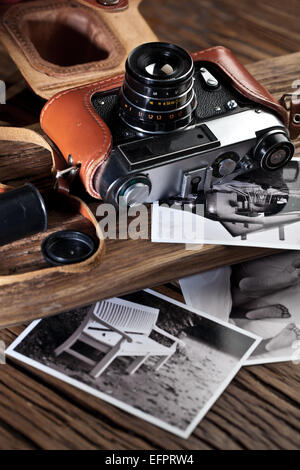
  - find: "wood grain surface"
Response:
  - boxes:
[140,0,300,64]
[1,291,300,450]
[0,51,300,327]
[0,0,299,450]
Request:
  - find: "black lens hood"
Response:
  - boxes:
[126,42,194,87]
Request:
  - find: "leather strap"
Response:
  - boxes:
[0,126,105,273]
[280,93,300,140]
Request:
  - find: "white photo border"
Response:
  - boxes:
[6,289,261,439]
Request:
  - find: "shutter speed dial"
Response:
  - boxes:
[116,176,151,207]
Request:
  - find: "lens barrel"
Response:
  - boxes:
[254,130,294,171]
[119,42,196,133]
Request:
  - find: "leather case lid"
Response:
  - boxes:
[41,46,288,200]
[0,0,157,98]
[3,1,125,77]
[191,48,287,127]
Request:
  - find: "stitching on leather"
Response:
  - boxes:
[41,47,286,198]
[194,48,287,127]
[192,46,278,106]
[41,74,123,198]
[3,2,124,75]
[80,0,128,10]
[41,73,124,122]
[2,0,125,77]
[41,75,123,155]
[86,149,111,198]
[82,81,121,197]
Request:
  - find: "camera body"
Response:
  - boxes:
[41,43,294,206]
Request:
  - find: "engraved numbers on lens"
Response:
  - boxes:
[119,42,196,133]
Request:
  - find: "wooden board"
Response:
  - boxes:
[0,0,299,451]
[140,0,300,64]
[0,51,299,327]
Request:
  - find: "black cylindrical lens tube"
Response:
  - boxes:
[119,42,196,133]
[0,184,47,246]
[255,130,295,171]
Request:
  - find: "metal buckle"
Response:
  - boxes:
[55,166,80,191]
[281,92,300,110]
[56,166,79,180]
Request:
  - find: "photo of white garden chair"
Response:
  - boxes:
[54,298,185,378]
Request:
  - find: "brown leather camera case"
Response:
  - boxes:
[0,0,157,98]
[41,46,289,200]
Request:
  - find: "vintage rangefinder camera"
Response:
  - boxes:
[41,42,294,206]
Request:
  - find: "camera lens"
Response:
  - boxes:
[254,130,294,171]
[120,42,196,133]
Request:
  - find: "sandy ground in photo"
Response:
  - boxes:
[33,335,237,430]
[14,302,238,431]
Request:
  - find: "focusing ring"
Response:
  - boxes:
[120,42,196,134]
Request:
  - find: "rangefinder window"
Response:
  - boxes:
[118,125,220,170]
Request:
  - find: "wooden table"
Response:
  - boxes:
[1,285,300,450]
[0,0,299,450]
[0,46,299,328]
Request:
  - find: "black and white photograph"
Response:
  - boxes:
[152,159,300,250]
[180,251,300,365]
[6,289,259,439]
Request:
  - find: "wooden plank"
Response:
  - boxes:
[0,52,299,327]
[0,0,299,451]
[140,0,300,64]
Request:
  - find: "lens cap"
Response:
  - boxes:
[42,230,97,266]
[0,183,48,247]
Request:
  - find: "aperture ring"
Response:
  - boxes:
[124,74,195,100]
[123,78,195,112]
[120,89,196,118]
